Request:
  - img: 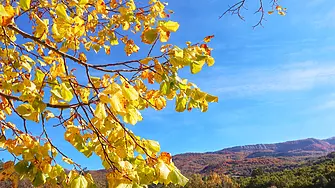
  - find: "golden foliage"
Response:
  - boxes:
[0,0,218,187]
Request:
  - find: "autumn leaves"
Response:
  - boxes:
[0,0,218,187]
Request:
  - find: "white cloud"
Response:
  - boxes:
[200,61,335,97]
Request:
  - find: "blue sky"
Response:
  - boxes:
[130,0,335,155]
[3,0,335,170]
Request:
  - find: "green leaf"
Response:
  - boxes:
[19,0,31,11]
[71,175,88,188]
[60,83,73,102]
[14,160,30,175]
[32,171,46,187]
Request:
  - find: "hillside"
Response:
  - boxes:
[2,137,335,187]
[236,152,335,188]
[153,152,335,188]
[173,137,335,176]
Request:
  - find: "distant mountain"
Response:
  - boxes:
[217,137,334,153]
[173,137,335,176]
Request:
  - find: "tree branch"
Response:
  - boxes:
[0,92,93,109]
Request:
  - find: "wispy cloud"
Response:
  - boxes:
[306,0,327,7]
[311,7,335,28]
[289,2,335,29]
[200,61,335,97]
[316,100,335,110]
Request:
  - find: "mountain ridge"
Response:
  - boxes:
[172,137,335,175]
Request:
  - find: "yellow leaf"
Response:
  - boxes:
[60,83,73,102]
[190,61,205,74]
[268,11,274,15]
[32,12,48,40]
[56,4,68,19]
[141,29,158,44]
[21,60,32,72]
[175,95,187,112]
[0,5,9,16]
[43,110,55,121]
[278,11,286,16]
[98,93,112,104]
[79,52,87,62]
[110,93,125,114]
[96,0,107,14]
[0,5,15,26]
[206,56,215,67]
[160,21,179,32]
[62,157,74,164]
[155,96,166,110]
[156,160,170,181]
[276,5,282,11]
[123,107,142,125]
[94,103,107,120]
[16,104,39,122]
[140,57,152,65]
[203,35,214,43]
[124,39,139,56]
[126,0,136,10]
[205,94,218,103]
[159,30,170,43]
[104,45,111,55]
[144,139,160,153]
[79,0,88,5]
[19,0,31,11]
[122,21,130,30]
[122,82,139,101]
[79,88,90,103]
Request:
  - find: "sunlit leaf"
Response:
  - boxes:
[60,83,73,102]
[16,104,39,122]
[71,175,88,188]
[160,21,180,32]
[19,0,31,11]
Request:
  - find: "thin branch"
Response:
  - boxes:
[0,92,94,109]
[219,0,247,20]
